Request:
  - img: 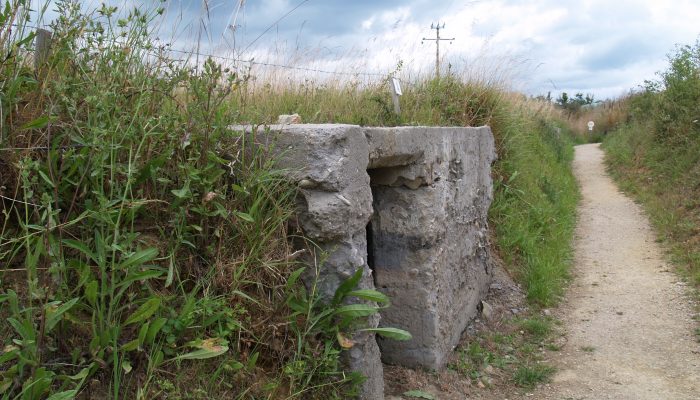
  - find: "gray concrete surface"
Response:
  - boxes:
[235,124,496,398]
[366,127,496,369]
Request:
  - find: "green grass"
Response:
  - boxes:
[449,315,558,388]
[489,114,579,306]
[0,3,365,399]
[513,364,555,388]
[518,316,554,341]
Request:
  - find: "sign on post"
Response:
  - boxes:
[392,77,403,96]
[587,121,595,131]
[389,77,402,115]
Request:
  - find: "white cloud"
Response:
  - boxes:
[29,0,700,99]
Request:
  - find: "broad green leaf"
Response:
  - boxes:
[122,360,133,374]
[137,321,151,346]
[118,338,138,352]
[403,390,435,399]
[84,281,98,306]
[0,347,19,364]
[334,304,378,318]
[62,239,96,262]
[172,344,228,361]
[347,289,389,304]
[116,269,163,288]
[226,360,244,372]
[151,350,164,368]
[171,184,190,199]
[332,268,364,306]
[247,352,259,369]
[0,377,12,394]
[46,390,78,400]
[38,170,54,188]
[124,298,161,325]
[21,115,50,130]
[173,347,229,361]
[45,297,79,332]
[120,248,159,270]
[8,317,34,340]
[145,317,167,344]
[285,267,305,290]
[67,365,92,381]
[234,211,255,223]
[360,327,413,341]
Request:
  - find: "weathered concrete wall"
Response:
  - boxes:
[240,124,496,399]
[257,124,384,399]
[366,127,496,369]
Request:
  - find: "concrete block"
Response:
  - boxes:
[366,126,496,369]
[232,123,496,395]
[241,124,383,399]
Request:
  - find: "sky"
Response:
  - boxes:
[36,1,700,100]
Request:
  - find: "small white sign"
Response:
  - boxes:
[587,121,595,131]
[392,77,403,96]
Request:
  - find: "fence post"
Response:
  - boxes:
[34,28,52,71]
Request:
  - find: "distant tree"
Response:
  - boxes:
[533,91,552,102]
[556,92,569,106]
[555,91,595,114]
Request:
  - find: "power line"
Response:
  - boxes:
[422,22,454,79]
[242,0,311,54]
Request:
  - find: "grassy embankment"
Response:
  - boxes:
[1,2,577,398]
[603,39,700,288]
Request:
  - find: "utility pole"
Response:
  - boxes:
[422,22,454,79]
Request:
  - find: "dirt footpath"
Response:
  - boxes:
[534,143,700,399]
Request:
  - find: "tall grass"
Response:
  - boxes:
[488,97,578,306]
[565,98,630,143]
[603,38,700,286]
[1,1,579,398]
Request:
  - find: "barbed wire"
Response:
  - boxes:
[10,21,390,78]
[159,46,386,77]
[0,194,44,209]
[0,144,87,151]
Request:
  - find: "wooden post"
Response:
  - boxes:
[34,29,52,70]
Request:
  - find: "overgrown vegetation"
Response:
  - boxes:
[0,2,402,399]
[449,316,558,389]
[1,1,579,398]
[603,38,700,286]
[488,100,578,306]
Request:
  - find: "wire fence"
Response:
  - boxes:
[1,23,417,210]
[0,23,412,157]
[10,22,386,77]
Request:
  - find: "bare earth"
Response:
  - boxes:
[533,143,700,400]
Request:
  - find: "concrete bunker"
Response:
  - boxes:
[242,124,496,399]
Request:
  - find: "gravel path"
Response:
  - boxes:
[534,143,700,399]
